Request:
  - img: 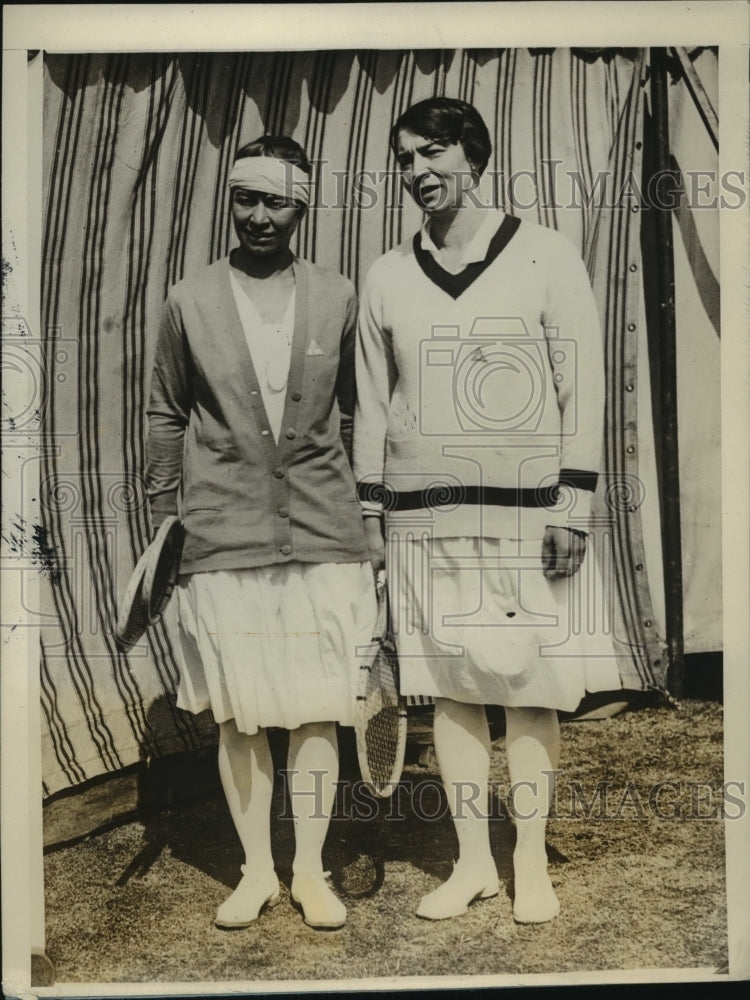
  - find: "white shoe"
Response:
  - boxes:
[215,866,280,929]
[512,855,560,924]
[291,870,347,929]
[416,861,499,920]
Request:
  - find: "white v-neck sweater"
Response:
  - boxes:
[353,216,605,540]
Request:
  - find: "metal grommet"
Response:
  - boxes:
[635,563,643,571]
[629,263,638,272]
[627,323,636,332]
[625,383,635,392]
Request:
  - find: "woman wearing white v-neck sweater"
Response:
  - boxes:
[354,98,621,924]
[146,137,375,930]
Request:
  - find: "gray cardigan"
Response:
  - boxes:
[146,253,369,574]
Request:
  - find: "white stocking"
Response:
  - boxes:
[286,721,339,877]
[505,706,560,857]
[217,720,275,876]
[433,698,494,872]
[505,706,561,920]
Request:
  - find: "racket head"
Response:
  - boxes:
[115,550,151,650]
[355,577,407,798]
[143,515,184,623]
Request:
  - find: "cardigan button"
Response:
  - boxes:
[261,429,270,436]
[291,391,302,402]
[280,544,292,555]
[273,468,285,479]
[285,428,297,440]
[278,507,289,518]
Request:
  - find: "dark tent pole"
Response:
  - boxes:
[650,48,685,697]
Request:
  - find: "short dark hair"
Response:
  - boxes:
[234,136,313,176]
[389,98,492,176]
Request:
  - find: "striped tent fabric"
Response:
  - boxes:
[40,48,661,797]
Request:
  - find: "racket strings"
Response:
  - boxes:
[362,644,404,788]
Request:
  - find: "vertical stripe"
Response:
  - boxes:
[299,50,335,262]
[340,55,376,280]
[165,56,208,286]
[209,53,246,264]
[40,637,87,785]
[571,56,594,251]
[545,53,559,231]
[349,51,378,286]
[263,53,294,136]
[383,50,413,256]
[217,53,258,261]
[42,55,124,773]
[495,50,514,212]
[599,54,657,685]
[532,54,545,225]
[121,57,203,746]
[77,54,162,753]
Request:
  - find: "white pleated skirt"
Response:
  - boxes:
[388,535,622,713]
[172,561,377,735]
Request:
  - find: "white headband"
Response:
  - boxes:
[228,156,312,206]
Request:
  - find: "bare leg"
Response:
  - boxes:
[214,720,278,927]
[505,706,561,922]
[287,721,346,928]
[416,698,498,919]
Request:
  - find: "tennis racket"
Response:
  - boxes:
[355,571,408,798]
[115,515,184,650]
[143,515,185,621]
[114,552,151,650]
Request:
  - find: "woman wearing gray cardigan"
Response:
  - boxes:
[147,136,374,930]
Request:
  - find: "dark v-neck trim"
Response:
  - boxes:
[412,214,521,299]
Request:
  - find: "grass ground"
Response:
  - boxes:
[43,699,727,985]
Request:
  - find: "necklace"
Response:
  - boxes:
[229,267,295,394]
[262,290,295,393]
[265,323,292,392]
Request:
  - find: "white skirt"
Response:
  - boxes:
[172,561,377,735]
[388,536,622,713]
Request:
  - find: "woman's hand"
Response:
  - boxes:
[363,516,386,573]
[542,526,586,580]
